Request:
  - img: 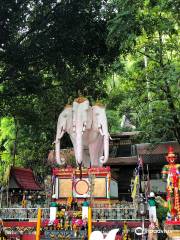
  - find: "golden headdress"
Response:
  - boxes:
[74,96,87,103]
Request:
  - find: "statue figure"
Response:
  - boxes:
[55,97,110,167]
[148,192,157,223]
[161,146,180,220]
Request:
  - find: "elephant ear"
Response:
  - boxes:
[56,113,65,139]
[92,105,106,133]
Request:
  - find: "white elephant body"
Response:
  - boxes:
[55,98,109,167]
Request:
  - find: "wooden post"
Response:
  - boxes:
[88,207,92,240]
[36,208,42,240]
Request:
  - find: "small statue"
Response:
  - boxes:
[148,192,157,223]
[49,194,58,223]
[21,194,27,208]
[161,146,180,220]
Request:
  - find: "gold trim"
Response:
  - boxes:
[93,101,105,108]
[64,104,72,108]
[74,96,87,103]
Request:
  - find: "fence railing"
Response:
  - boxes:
[92,207,140,221]
[0,208,49,220]
[0,206,140,221]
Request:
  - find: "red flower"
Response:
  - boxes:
[53,219,59,225]
[43,219,50,226]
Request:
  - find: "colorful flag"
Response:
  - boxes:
[145,164,151,198]
[138,155,144,168]
[131,174,139,199]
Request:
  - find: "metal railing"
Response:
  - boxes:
[0,206,140,221]
[92,207,140,221]
[0,208,49,220]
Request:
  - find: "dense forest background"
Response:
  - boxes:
[0,0,179,182]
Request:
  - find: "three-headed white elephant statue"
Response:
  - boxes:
[55,97,110,167]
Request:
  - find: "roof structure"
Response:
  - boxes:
[110,131,141,138]
[107,141,180,167]
[106,156,138,166]
[9,167,41,191]
[135,141,180,155]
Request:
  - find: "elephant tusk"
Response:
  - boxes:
[109,134,112,140]
[98,124,104,135]
[98,126,103,136]
[82,122,87,132]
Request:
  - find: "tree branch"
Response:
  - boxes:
[17,2,61,45]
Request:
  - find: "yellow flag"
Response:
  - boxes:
[123,222,128,240]
[131,175,139,199]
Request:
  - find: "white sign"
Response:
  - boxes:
[82,206,88,220]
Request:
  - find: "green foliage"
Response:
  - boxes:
[0,0,179,179]
[106,109,120,133]
[0,117,15,162]
[106,0,180,143]
[156,204,168,224]
[0,0,118,177]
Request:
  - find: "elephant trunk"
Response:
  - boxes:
[98,120,109,165]
[76,131,83,165]
[100,134,109,164]
[55,136,65,165]
[55,138,61,164]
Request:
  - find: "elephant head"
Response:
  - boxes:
[55,105,73,164]
[92,103,109,164]
[72,97,92,165]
